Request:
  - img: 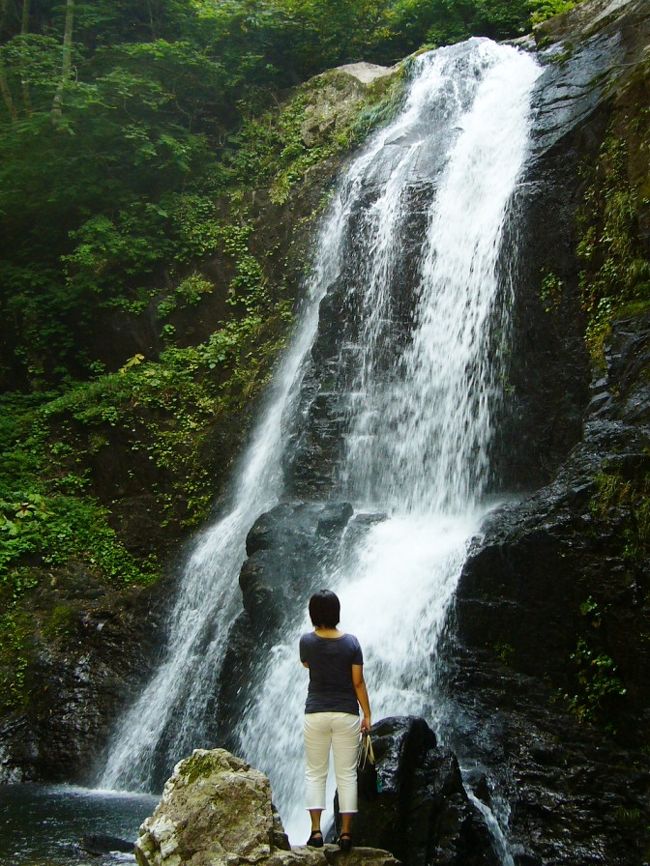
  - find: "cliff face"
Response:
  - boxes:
[0,63,404,784]
[445,1,650,863]
[221,3,650,864]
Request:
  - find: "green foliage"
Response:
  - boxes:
[613,806,643,827]
[529,0,579,26]
[0,0,540,385]
[494,641,515,664]
[577,124,650,363]
[42,604,75,642]
[539,270,564,313]
[566,639,626,725]
[157,274,214,321]
[564,596,627,726]
[0,402,160,585]
[0,284,291,709]
[590,470,650,565]
[0,609,33,713]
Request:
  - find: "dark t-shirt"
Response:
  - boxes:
[299,631,363,715]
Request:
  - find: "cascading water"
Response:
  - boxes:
[236,39,541,845]
[99,174,354,791]
[100,35,541,862]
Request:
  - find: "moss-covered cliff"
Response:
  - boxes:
[0,60,406,781]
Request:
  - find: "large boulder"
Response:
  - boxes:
[336,717,499,866]
[135,748,400,866]
[216,500,358,746]
[239,500,354,633]
[135,749,289,866]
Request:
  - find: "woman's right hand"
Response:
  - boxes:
[360,715,371,734]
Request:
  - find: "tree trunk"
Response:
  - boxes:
[51,0,74,124]
[0,0,17,120]
[20,0,31,115]
[146,0,157,39]
[0,62,17,119]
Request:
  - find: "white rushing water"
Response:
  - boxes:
[99,163,355,790]
[101,37,540,864]
[237,39,541,847]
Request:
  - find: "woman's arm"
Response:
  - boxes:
[352,664,371,733]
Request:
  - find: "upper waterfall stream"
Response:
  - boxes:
[100,36,541,856]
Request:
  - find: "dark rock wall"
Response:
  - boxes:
[0,576,168,784]
[338,717,500,866]
[442,2,650,862]
[445,311,650,866]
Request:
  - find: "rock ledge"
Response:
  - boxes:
[135,748,400,866]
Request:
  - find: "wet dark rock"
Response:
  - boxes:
[240,500,354,633]
[445,310,650,864]
[317,502,354,537]
[334,717,499,866]
[492,0,648,492]
[0,578,169,784]
[283,183,431,501]
[217,500,355,742]
[435,6,650,859]
[81,833,134,855]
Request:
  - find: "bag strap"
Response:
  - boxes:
[359,733,376,769]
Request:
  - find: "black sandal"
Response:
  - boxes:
[338,833,353,853]
[307,831,324,848]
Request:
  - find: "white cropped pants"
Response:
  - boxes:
[304,712,361,813]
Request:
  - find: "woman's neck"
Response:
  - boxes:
[315,626,342,637]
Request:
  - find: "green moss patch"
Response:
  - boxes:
[226,66,405,205]
[576,105,650,364]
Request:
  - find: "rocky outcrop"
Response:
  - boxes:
[439,0,650,854]
[0,577,168,784]
[300,64,396,148]
[135,748,399,866]
[444,311,650,865]
[216,500,367,746]
[339,717,499,866]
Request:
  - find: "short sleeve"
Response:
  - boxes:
[299,634,309,663]
[351,636,363,665]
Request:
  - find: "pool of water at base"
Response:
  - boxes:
[0,784,158,866]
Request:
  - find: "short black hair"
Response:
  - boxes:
[309,590,340,628]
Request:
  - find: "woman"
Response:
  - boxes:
[299,589,372,852]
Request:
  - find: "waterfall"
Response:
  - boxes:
[100,36,541,859]
[99,173,354,790]
[236,39,541,843]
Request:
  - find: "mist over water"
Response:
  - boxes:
[100,37,541,863]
